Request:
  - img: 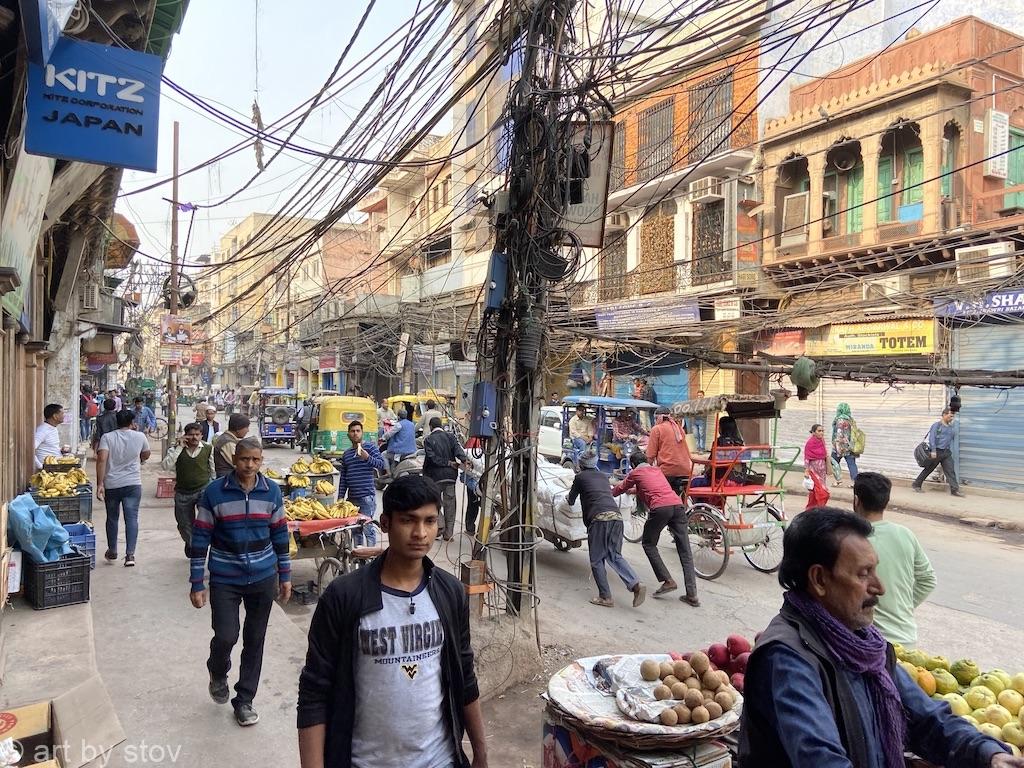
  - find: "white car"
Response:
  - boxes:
[538,406,565,463]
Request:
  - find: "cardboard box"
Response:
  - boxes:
[6,549,21,597]
[0,676,125,767]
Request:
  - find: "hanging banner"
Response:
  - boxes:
[161,315,193,345]
[805,319,936,357]
[934,289,1024,318]
[24,36,163,172]
[318,353,337,371]
[0,142,55,322]
[757,330,806,357]
[158,347,190,365]
[596,297,700,332]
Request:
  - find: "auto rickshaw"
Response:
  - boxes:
[258,387,299,447]
[384,392,450,432]
[559,395,658,474]
[308,395,378,456]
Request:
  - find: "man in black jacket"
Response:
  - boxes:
[91,398,118,452]
[297,474,488,768]
[567,449,646,609]
[422,417,468,541]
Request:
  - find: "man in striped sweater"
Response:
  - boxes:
[189,436,291,727]
[336,420,386,545]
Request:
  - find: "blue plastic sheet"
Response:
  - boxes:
[7,493,71,563]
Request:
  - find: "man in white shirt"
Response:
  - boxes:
[34,403,65,469]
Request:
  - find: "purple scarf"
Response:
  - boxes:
[785,590,907,768]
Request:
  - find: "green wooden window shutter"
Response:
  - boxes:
[902,148,924,205]
[1005,130,1024,209]
[846,164,863,234]
[940,140,954,198]
[877,156,893,222]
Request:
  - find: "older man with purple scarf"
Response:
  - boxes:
[740,507,1022,768]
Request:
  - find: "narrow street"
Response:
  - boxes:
[39,435,1022,767]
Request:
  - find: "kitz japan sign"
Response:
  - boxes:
[24,36,162,172]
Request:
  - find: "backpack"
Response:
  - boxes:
[86,400,99,418]
[850,421,866,456]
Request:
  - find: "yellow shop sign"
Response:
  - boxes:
[806,319,936,357]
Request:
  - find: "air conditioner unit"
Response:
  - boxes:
[955,242,1016,283]
[779,191,811,247]
[607,212,628,228]
[689,176,724,203]
[80,283,99,311]
[862,275,909,301]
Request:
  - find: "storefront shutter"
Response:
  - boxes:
[823,379,944,480]
[951,325,1024,491]
[877,156,894,222]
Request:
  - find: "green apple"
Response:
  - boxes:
[1011,673,1024,696]
[998,689,1024,717]
[966,686,998,711]
[989,670,1013,689]
[1002,722,1024,748]
[983,704,1013,728]
[941,693,970,716]
[978,722,1004,740]
[975,674,1006,696]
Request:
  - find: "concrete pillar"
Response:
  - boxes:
[44,310,82,453]
[920,117,942,234]
[861,143,880,239]
[807,153,827,252]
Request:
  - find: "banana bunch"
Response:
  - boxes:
[287,474,310,488]
[264,468,283,479]
[314,479,334,495]
[31,470,85,496]
[44,456,80,466]
[284,497,361,521]
[310,458,334,474]
[290,459,311,475]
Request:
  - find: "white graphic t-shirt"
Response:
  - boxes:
[350,579,454,768]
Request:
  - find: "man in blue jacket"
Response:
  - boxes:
[297,475,488,768]
[381,408,417,467]
[740,507,1020,768]
[336,420,386,545]
[189,437,291,728]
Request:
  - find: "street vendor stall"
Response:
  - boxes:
[543,649,742,768]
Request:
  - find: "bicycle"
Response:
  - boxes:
[152,417,168,440]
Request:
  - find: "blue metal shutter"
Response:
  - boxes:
[951,325,1024,491]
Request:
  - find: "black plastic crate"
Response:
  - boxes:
[23,547,91,610]
[39,461,82,473]
[30,491,92,524]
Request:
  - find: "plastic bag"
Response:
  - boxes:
[7,493,71,563]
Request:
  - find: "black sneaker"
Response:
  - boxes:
[104,549,117,562]
[911,485,924,493]
[208,677,229,705]
[234,703,259,726]
[951,490,966,498]
[124,555,135,568]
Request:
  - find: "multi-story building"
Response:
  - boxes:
[760,16,1024,489]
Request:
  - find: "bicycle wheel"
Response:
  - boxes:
[741,502,786,573]
[153,418,168,440]
[687,505,729,581]
[621,498,648,543]
[316,556,344,592]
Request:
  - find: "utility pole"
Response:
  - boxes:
[166,121,180,446]
[475,0,576,615]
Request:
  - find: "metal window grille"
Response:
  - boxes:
[688,71,733,163]
[637,98,674,182]
[692,200,729,286]
[599,233,628,302]
[611,121,626,191]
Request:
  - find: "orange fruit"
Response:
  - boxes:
[917,668,937,697]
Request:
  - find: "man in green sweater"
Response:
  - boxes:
[169,422,215,556]
[853,471,936,646]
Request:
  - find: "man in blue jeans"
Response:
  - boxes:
[336,420,386,545]
[96,409,151,567]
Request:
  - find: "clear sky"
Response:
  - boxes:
[117,0,440,273]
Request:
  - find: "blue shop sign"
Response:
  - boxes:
[596,297,700,332]
[934,289,1024,318]
[19,0,75,64]
[24,36,162,172]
